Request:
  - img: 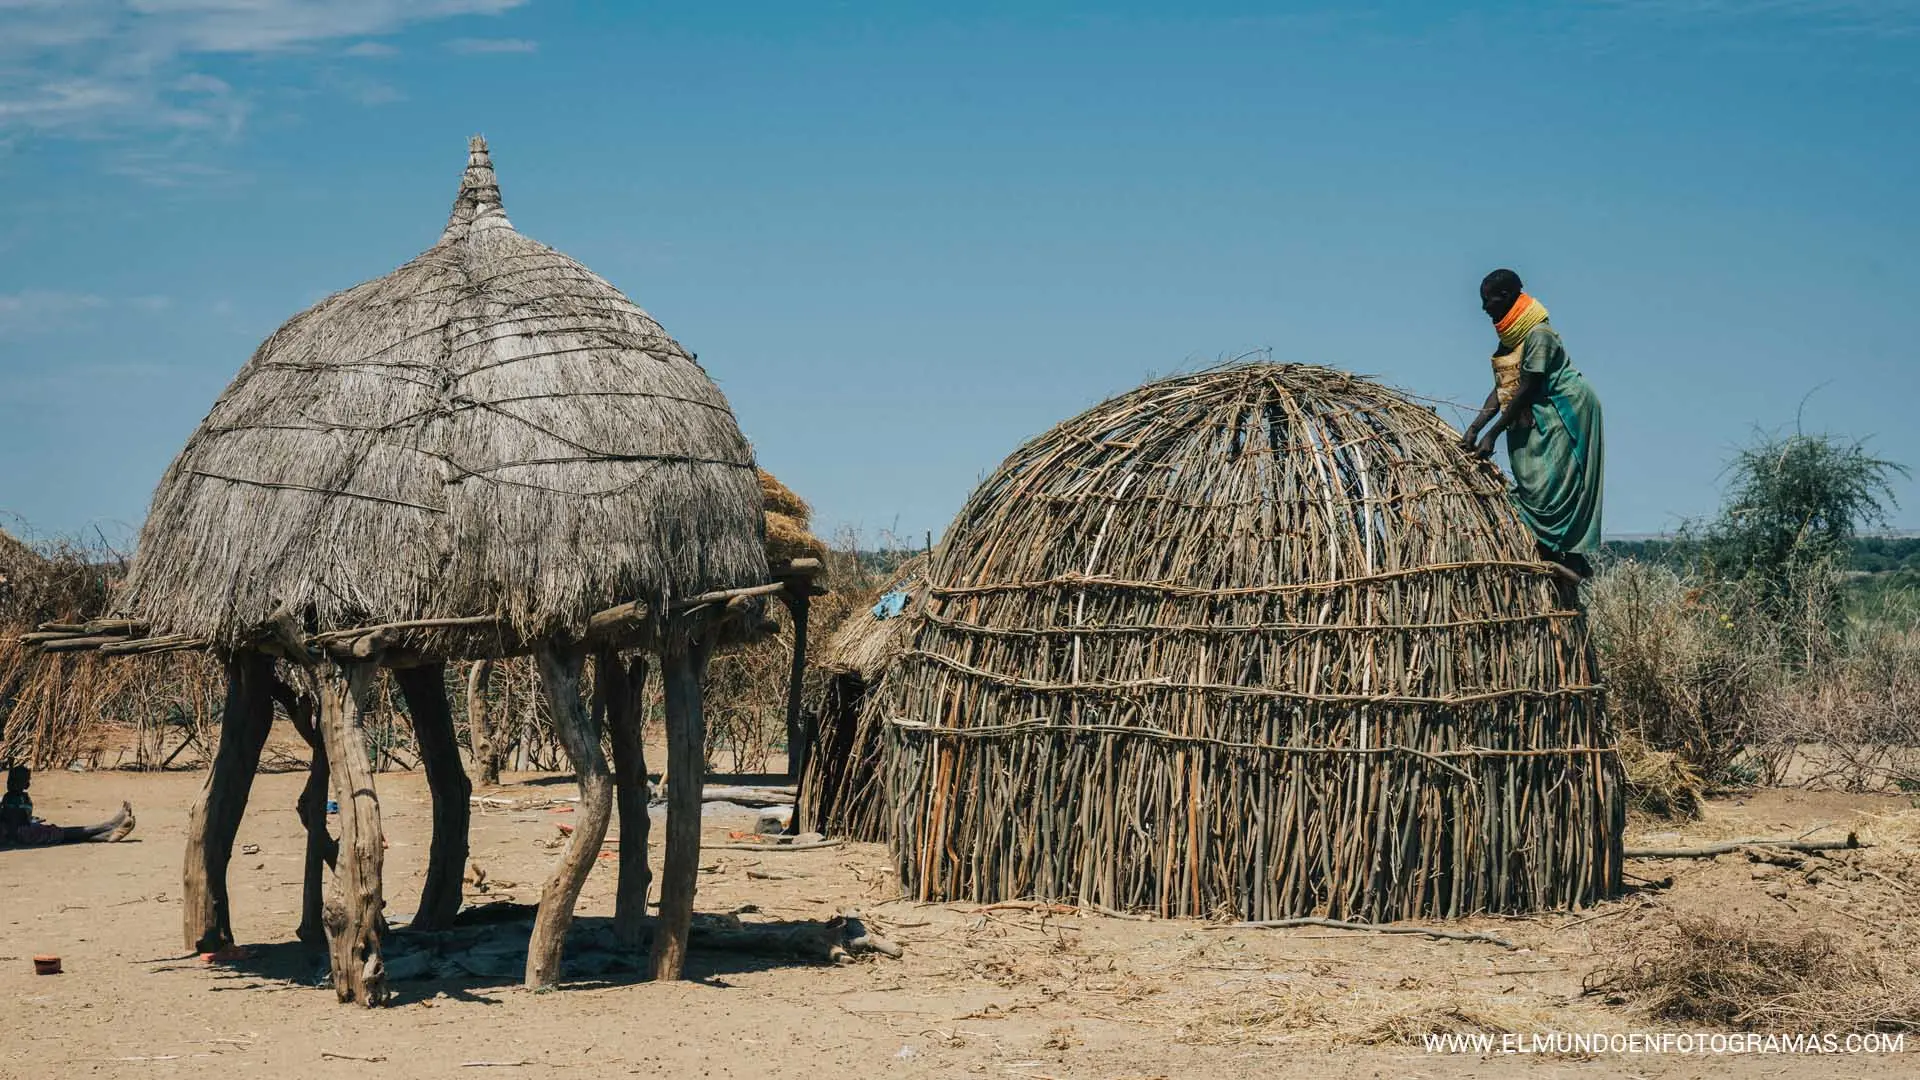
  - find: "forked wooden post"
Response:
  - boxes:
[596,648,652,948]
[652,633,712,980]
[466,659,501,787]
[395,664,470,931]
[317,662,388,1006]
[273,679,337,948]
[182,649,276,953]
[526,645,614,988]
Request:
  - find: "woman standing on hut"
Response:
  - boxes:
[1460,269,1604,580]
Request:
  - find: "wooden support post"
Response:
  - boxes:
[526,645,614,988]
[318,662,388,1006]
[653,634,712,980]
[182,649,275,953]
[395,664,470,932]
[596,648,653,949]
[273,679,336,949]
[781,591,812,786]
[466,659,500,787]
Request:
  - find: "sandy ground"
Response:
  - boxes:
[4,766,1917,1080]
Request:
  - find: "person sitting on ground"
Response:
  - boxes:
[0,765,136,848]
[1460,268,1605,582]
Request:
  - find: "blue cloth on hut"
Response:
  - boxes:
[871,590,909,620]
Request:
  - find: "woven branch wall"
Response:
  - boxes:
[879,364,1623,921]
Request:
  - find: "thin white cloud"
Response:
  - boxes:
[343,40,400,57]
[0,1,534,139]
[106,148,248,187]
[445,36,537,53]
[0,290,108,335]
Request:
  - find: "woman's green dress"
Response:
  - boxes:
[1505,324,1603,557]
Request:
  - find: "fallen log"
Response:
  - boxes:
[709,838,845,852]
[1623,833,1862,860]
[1213,916,1516,948]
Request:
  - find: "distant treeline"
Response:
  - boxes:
[1605,536,1920,593]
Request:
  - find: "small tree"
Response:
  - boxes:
[1701,430,1906,659]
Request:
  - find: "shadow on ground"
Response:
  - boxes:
[193,904,858,1002]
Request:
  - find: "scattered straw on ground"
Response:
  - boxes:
[1587,913,1920,1033]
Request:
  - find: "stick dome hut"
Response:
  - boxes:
[798,554,929,839]
[880,364,1623,921]
[30,137,818,1003]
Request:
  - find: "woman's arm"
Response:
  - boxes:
[1461,387,1500,449]
[1475,370,1543,458]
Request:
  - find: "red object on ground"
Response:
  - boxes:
[200,946,254,963]
[33,955,61,975]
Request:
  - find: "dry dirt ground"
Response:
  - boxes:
[4,766,1917,1079]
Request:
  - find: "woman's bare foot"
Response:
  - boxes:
[106,802,136,842]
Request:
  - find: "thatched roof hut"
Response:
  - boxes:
[798,554,928,838]
[880,364,1622,921]
[33,137,802,1000]
[118,136,766,651]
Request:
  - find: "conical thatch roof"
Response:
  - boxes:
[881,363,1621,920]
[119,138,766,648]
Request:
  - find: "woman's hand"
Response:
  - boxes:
[1458,428,1481,452]
[1475,431,1499,459]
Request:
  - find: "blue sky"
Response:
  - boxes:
[1,1,1916,550]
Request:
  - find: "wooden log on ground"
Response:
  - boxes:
[395,664,470,932]
[525,645,614,988]
[182,650,276,953]
[597,648,652,949]
[1622,834,1863,860]
[653,635,712,980]
[1216,916,1516,948]
[466,659,500,787]
[318,662,389,1006]
[272,678,336,949]
[697,785,796,808]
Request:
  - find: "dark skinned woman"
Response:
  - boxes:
[1461,269,1604,580]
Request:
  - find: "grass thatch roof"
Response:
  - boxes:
[819,553,928,681]
[119,137,766,649]
[880,363,1620,920]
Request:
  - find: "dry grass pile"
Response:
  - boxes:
[1617,730,1705,820]
[1587,914,1920,1033]
[760,469,828,565]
